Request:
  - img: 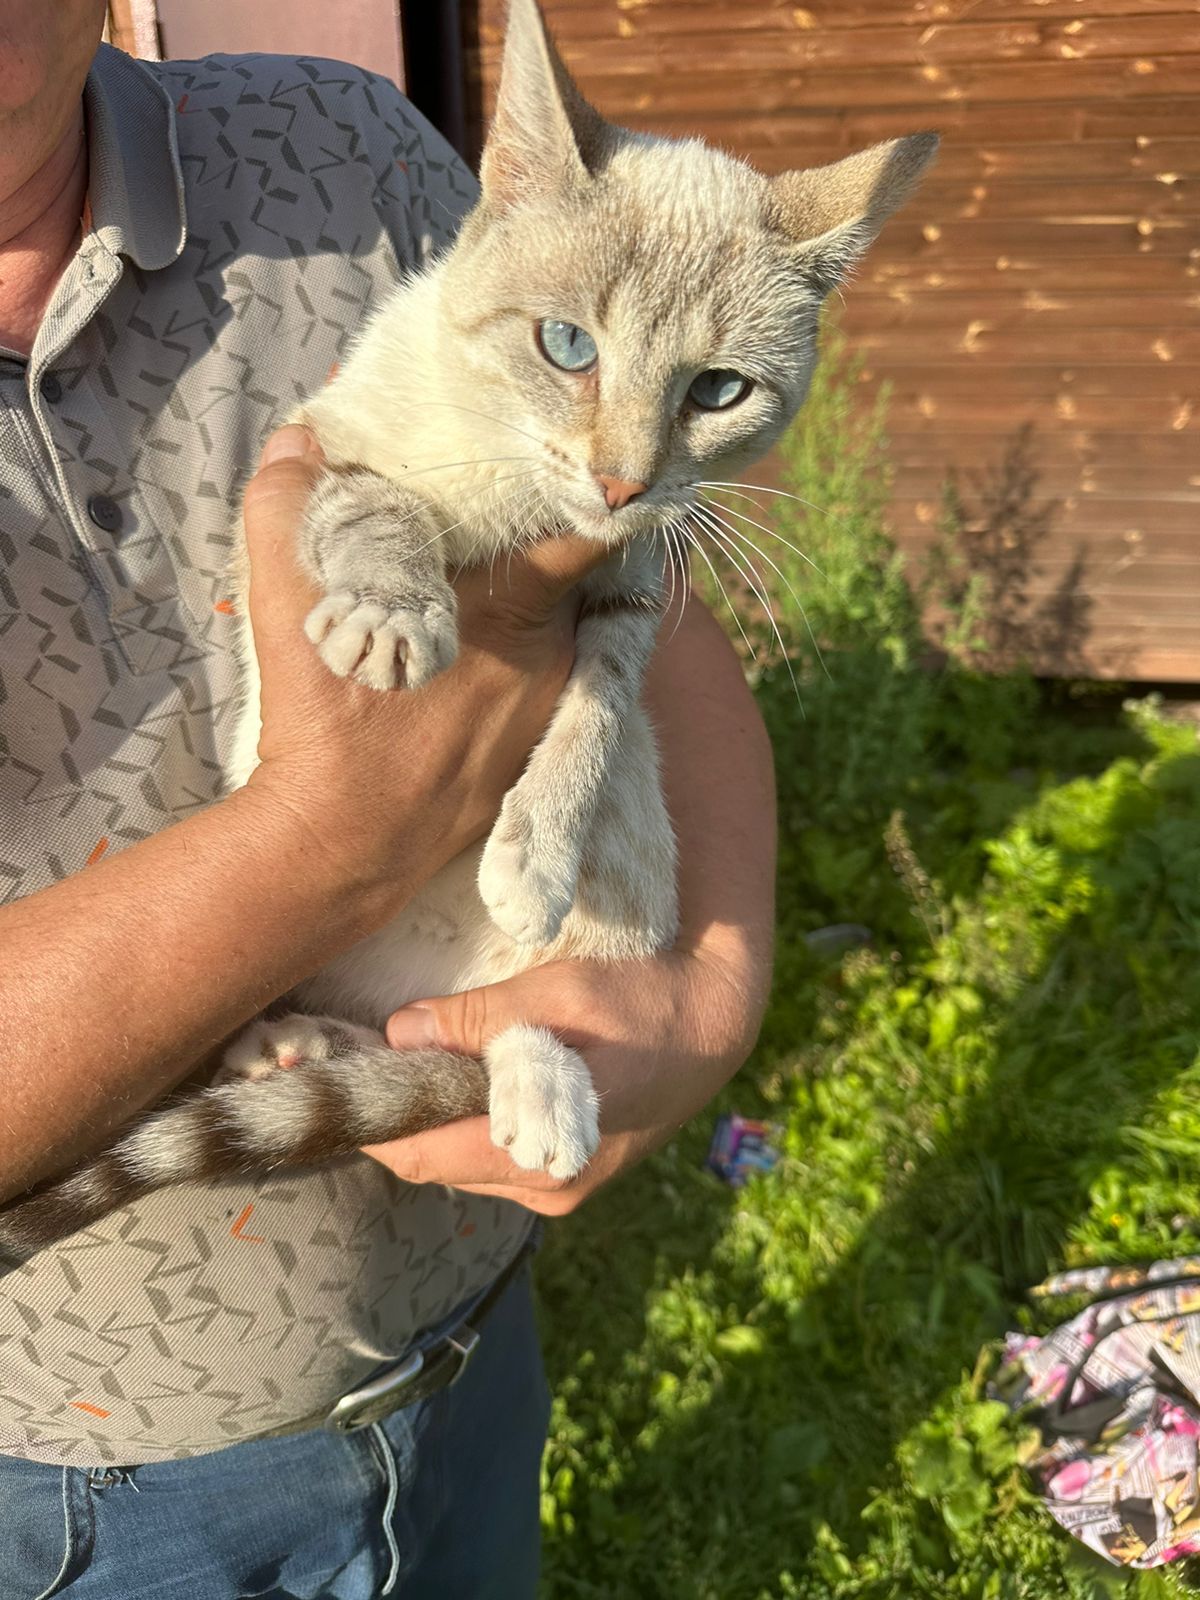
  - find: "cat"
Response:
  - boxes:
[0,0,935,1263]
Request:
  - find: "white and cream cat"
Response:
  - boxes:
[0,0,935,1261]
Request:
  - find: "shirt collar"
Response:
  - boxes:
[83,43,187,271]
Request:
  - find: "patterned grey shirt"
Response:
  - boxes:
[0,44,531,1465]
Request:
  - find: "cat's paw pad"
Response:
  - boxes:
[217,1015,377,1085]
[478,814,576,947]
[485,1026,600,1181]
[304,592,457,690]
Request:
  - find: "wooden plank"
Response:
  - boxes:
[845,292,1200,331]
[883,432,1200,470]
[853,324,1200,362]
[866,138,1200,183]
[524,1,1200,38]
[854,360,1200,389]
[859,257,1198,293]
[858,177,1193,221]
[889,428,1200,467]
[474,16,1200,73]
[879,393,1198,431]
[474,58,1200,115]
[888,528,1200,563]
[887,493,1200,536]
[868,219,1197,259]
[888,464,1200,501]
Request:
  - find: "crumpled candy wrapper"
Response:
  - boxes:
[706,1113,781,1188]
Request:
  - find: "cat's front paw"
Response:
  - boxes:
[304,590,457,690]
[485,1025,600,1181]
[478,800,577,947]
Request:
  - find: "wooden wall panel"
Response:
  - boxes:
[462,0,1200,679]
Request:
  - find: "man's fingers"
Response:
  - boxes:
[243,425,326,634]
[363,1115,583,1200]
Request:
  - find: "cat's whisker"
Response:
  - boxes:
[659,521,690,645]
[685,511,774,667]
[696,479,845,527]
[689,508,803,709]
[676,514,760,667]
[695,487,839,591]
[699,501,831,683]
[399,453,538,481]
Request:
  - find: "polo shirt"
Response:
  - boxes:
[0,42,531,1465]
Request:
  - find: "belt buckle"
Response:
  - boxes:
[324,1325,481,1433]
[325,1348,425,1433]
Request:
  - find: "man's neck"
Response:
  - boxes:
[0,108,88,359]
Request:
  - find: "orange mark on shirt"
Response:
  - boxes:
[176,93,189,113]
[326,360,341,384]
[395,160,408,173]
[70,1400,111,1418]
[85,838,109,867]
[458,1224,476,1238]
[213,598,236,616]
[230,1204,266,1243]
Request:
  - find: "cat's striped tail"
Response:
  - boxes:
[0,1043,488,1270]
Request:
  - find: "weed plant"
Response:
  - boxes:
[536,333,1200,1599]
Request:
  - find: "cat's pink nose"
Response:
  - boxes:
[594,473,648,511]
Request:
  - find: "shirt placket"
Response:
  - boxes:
[28,241,197,676]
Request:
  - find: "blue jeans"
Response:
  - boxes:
[1,1263,549,1600]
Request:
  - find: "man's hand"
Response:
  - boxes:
[366,947,760,1215]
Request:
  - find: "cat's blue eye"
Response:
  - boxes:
[537,320,598,373]
[688,369,752,411]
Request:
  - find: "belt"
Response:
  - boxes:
[323,1246,530,1433]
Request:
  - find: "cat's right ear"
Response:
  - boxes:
[481,0,606,212]
[769,133,939,295]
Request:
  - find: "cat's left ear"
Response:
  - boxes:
[480,0,608,213]
[769,134,939,294]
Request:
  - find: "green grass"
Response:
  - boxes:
[534,338,1200,1598]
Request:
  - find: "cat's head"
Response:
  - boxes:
[440,0,936,545]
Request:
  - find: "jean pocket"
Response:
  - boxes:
[0,1459,90,1599]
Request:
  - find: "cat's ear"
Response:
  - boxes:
[769,134,939,294]
[481,0,607,211]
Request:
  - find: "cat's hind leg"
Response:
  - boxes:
[217,1012,386,1083]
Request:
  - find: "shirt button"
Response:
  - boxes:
[39,373,63,404]
[87,494,124,535]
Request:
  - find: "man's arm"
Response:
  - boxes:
[368,593,777,1212]
[0,429,605,1201]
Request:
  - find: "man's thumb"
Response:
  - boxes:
[387,986,509,1056]
[243,426,324,544]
